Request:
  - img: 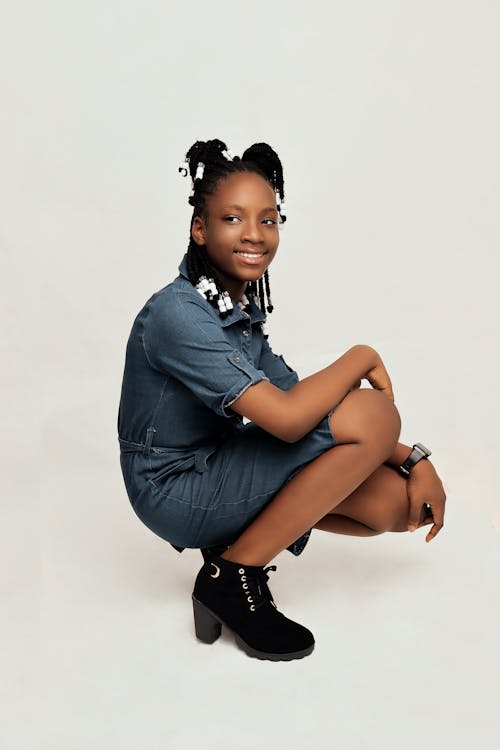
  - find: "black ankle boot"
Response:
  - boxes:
[192,549,315,661]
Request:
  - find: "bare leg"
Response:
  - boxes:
[221,389,401,566]
[314,463,429,536]
[313,513,383,536]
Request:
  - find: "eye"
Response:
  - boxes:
[223,216,277,225]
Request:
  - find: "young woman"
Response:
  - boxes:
[117,139,447,662]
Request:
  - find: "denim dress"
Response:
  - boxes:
[117,253,338,557]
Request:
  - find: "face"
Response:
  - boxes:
[191,171,280,301]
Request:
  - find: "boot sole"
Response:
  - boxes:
[192,595,315,661]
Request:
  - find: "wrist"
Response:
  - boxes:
[351,344,378,370]
[397,442,432,478]
[384,442,413,470]
[384,442,433,475]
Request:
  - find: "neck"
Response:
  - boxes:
[227,280,249,302]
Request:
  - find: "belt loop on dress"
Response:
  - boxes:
[143,427,156,455]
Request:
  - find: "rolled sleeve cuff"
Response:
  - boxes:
[221,351,270,418]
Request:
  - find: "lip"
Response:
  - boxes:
[233,249,268,265]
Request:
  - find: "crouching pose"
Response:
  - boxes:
[117,138,447,662]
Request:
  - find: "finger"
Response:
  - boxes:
[431,495,446,530]
[425,520,444,543]
[418,517,434,528]
[407,501,425,532]
[388,378,395,402]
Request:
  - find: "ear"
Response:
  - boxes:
[191,215,206,246]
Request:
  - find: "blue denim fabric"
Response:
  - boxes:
[117,253,338,556]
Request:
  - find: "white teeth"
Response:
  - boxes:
[236,251,264,258]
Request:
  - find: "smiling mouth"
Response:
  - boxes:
[233,250,268,258]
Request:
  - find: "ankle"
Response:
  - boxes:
[220,548,271,566]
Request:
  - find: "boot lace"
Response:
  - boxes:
[240,564,278,612]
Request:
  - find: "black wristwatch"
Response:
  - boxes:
[398,442,432,477]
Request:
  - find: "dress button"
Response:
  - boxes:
[242,330,249,337]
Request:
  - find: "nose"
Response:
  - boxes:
[240,217,264,245]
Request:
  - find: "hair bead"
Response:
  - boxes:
[195,275,210,292]
[237,293,250,311]
[195,161,205,181]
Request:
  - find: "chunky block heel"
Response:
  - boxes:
[192,595,222,643]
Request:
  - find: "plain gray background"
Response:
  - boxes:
[2,1,499,748]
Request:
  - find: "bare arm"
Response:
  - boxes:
[229,344,380,443]
[384,442,414,469]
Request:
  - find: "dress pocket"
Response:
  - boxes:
[148,453,197,488]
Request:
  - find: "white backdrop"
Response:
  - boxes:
[2,2,499,748]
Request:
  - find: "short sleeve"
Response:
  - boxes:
[258,336,299,391]
[141,290,270,418]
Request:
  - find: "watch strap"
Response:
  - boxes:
[398,443,432,477]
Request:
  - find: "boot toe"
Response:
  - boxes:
[238,609,315,656]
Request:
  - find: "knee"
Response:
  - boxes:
[390,504,414,533]
[390,496,430,533]
[368,467,410,533]
[374,509,409,534]
[329,388,401,456]
[387,495,413,532]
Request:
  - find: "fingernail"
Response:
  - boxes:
[408,525,417,532]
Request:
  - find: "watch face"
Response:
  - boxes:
[415,442,431,457]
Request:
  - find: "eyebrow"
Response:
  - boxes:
[223,203,278,213]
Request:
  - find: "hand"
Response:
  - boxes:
[406,459,447,542]
[361,347,395,403]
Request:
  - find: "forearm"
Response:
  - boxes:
[285,345,376,442]
[230,344,374,443]
[384,442,413,470]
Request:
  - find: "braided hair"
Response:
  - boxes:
[178,139,287,336]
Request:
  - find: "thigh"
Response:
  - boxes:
[132,409,339,553]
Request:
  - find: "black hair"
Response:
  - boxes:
[179,139,286,324]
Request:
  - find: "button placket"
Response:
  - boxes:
[241,323,251,358]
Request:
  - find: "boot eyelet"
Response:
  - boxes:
[250,605,256,611]
[242,583,248,589]
[247,596,253,602]
[238,568,245,574]
[240,575,246,581]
